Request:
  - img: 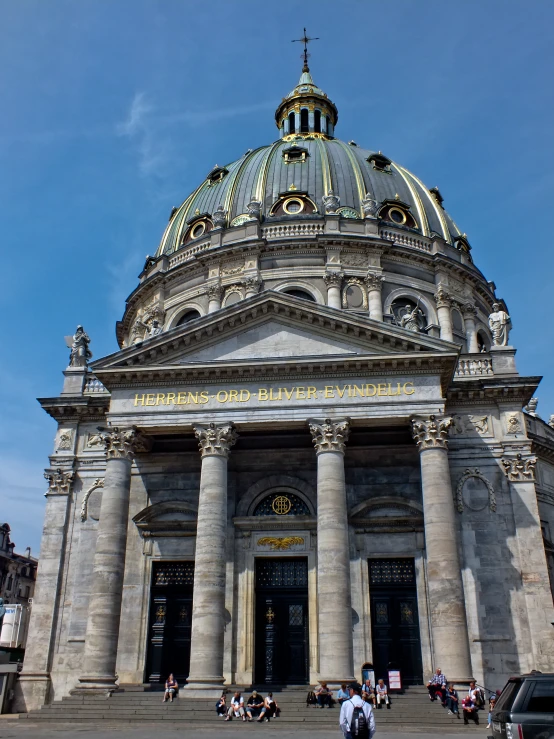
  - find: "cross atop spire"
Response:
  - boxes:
[292,28,319,72]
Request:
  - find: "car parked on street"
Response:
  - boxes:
[490,672,554,739]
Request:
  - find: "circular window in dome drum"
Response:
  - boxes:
[253,492,310,516]
[283,198,304,214]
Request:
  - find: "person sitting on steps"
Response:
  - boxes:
[246,690,265,721]
[225,691,246,721]
[216,691,227,716]
[162,673,178,703]
[362,679,376,707]
[427,668,447,705]
[445,684,460,718]
[462,693,479,725]
[337,684,349,706]
[375,679,391,709]
[316,682,333,708]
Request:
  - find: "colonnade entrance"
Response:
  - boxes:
[255,558,309,684]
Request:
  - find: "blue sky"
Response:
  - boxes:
[1,0,553,554]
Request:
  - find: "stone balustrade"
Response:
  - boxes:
[455,354,493,378]
[83,375,109,394]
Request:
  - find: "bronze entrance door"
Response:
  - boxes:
[369,559,423,685]
[255,558,309,685]
[145,562,194,685]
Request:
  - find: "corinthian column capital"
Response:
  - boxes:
[206,283,224,301]
[194,422,238,458]
[44,468,74,495]
[308,418,350,455]
[434,285,452,309]
[365,271,385,291]
[501,453,537,482]
[103,426,152,460]
[411,415,452,450]
[323,271,344,288]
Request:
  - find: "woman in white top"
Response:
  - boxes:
[376,679,391,708]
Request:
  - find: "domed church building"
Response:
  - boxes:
[17,53,554,711]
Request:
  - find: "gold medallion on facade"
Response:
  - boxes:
[271,495,292,515]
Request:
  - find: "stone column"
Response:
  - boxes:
[186,422,238,693]
[308,109,315,130]
[284,117,290,135]
[308,418,354,684]
[462,303,479,353]
[323,271,344,310]
[15,469,74,711]
[412,415,472,680]
[294,110,300,135]
[365,272,384,321]
[75,427,151,692]
[501,453,554,672]
[207,284,223,313]
[434,285,454,342]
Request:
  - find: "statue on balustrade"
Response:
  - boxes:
[488,303,511,346]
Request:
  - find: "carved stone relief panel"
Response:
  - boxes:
[505,414,523,435]
[449,414,492,437]
[221,259,244,276]
[57,429,73,451]
[341,252,368,268]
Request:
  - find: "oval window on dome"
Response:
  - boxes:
[283,198,304,215]
[191,222,206,239]
[389,207,406,225]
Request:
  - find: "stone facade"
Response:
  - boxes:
[14,63,554,711]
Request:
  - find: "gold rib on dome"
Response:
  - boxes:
[254,140,282,203]
[224,147,260,216]
[391,163,429,237]
[335,140,366,209]
[316,138,333,195]
[407,170,452,243]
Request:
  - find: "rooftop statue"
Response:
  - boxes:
[488,303,511,346]
[68,325,92,368]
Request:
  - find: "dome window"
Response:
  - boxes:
[176,309,201,327]
[269,191,318,217]
[182,214,213,245]
[283,198,304,214]
[367,152,392,173]
[206,165,229,186]
[454,234,471,254]
[282,288,316,302]
[282,145,309,164]
[288,112,296,134]
[300,109,309,133]
[378,199,418,229]
[314,110,321,133]
[342,279,368,310]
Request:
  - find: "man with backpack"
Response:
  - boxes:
[339,682,376,739]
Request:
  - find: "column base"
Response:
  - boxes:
[71,675,120,695]
[184,677,225,698]
[13,672,52,712]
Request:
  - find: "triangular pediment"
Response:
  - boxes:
[92,291,459,387]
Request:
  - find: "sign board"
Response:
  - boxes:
[0,604,28,649]
[388,670,402,691]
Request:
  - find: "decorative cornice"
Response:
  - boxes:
[308,417,350,455]
[411,414,452,450]
[501,453,537,482]
[365,272,385,291]
[44,468,74,496]
[194,422,238,458]
[103,426,152,460]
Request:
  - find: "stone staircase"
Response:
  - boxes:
[20,685,484,731]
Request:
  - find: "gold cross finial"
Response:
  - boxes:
[292,28,319,72]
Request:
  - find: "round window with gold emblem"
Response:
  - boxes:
[191,222,206,238]
[271,495,293,515]
[389,207,407,225]
[283,198,304,215]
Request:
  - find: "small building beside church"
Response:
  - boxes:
[15,57,554,711]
